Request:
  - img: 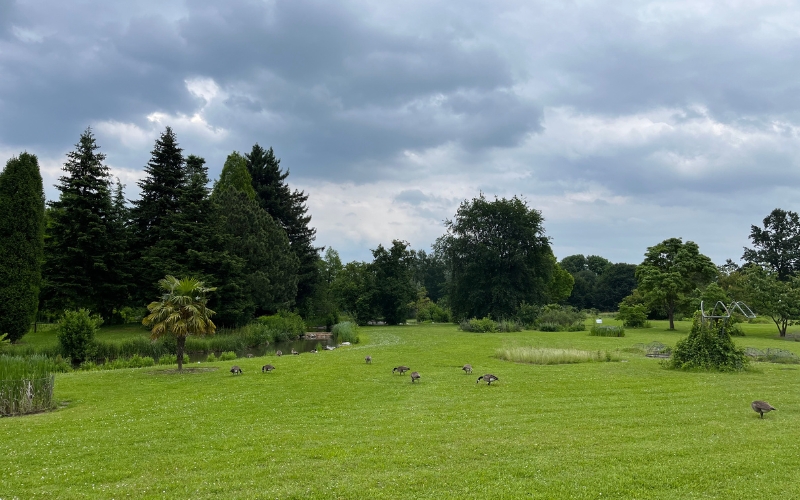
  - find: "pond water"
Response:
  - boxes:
[186,336,337,363]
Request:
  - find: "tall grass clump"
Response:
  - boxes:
[667,312,748,372]
[256,311,306,341]
[536,305,585,331]
[0,355,59,416]
[496,347,620,365]
[459,317,498,333]
[332,322,360,343]
[590,325,625,337]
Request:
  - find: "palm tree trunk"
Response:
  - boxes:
[177,336,185,371]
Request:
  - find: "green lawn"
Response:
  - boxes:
[2,321,800,499]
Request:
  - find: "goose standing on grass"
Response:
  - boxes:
[276,350,283,357]
[411,371,421,383]
[365,355,372,364]
[291,349,299,355]
[393,366,410,375]
[462,364,472,374]
[230,366,243,375]
[310,348,318,354]
[262,364,275,373]
[752,400,777,418]
[477,374,498,385]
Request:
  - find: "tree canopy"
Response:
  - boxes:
[742,208,800,281]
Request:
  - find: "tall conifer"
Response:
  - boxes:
[0,153,45,341]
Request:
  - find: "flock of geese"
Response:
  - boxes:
[229,347,778,418]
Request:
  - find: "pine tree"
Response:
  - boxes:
[130,127,186,302]
[42,128,122,318]
[0,153,45,342]
[215,152,255,199]
[245,144,320,312]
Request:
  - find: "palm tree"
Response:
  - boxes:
[143,275,217,371]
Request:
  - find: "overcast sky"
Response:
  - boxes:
[2,0,798,265]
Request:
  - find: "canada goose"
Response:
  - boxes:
[324,345,336,350]
[276,350,283,357]
[462,364,472,374]
[310,349,318,354]
[230,366,243,375]
[411,371,421,383]
[291,349,299,355]
[477,374,498,385]
[365,355,372,364]
[246,354,254,358]
[393,366,410,375]
[261,364,275,372]
[752,400,777,418]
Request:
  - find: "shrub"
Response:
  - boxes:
[590,325,625,337]
[496,347,620,365]
[616,304,650,328]
[538,322,560,332]
[0,355,57,416]
[57,309,103,365]
[219,351,237,361]
[418,301,452,323]
[158,354,190,366]
[458,317,498,333]
[667,313,748,372]
[537,305,585,331]
[257,311,306,340]
[515,302,541,328]
[332,322,360,344]
[497,320,523,332]
[206,352,218,362]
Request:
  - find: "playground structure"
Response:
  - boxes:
[700,300,756,334]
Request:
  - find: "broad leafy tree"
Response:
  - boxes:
[143,276,217,371]
[43,129,126,319]
[636,238,717,329]
[0,153,45,341]
[331,261,377,325]
[742,208,800,281]
[742,266,800,337]
[442,194,553,320]
[372,240,416,324]
[411,248,448,303]
[548,262,575,304]
[593,263,637,312]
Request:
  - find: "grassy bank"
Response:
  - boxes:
[1,322,799,498]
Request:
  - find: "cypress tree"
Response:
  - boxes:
[215,152,255,199]
[129,127,185,302]
[0,153,45,342]
[245,144,320,312]
[42,129,122,318]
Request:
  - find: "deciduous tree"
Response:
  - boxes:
[743,208,800,281]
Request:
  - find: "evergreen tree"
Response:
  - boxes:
[42,129,123,318]
[0,153,45,342]
[245,144,320,312]
[216,152,255,199]
[129,127,185,301]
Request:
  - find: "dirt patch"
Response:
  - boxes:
[147,367,219,375]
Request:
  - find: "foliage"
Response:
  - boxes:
[636,237,717,329]
[257,311,306,341]
[42,129,128,319]
[331,261,377,325]
[590,325,625,337]
[215,151,256,199]
[0,153,45,343]
[414,296,452,323]
[742,208,800,281]
[157,353,191,366]
[547,263,574,304]
[742,266,800,337]
[497,319,523,332]
[410,248,449,303]
[0,355,57,416]
[206,352,217,362]
[744,347,800,364]
[496,346,620,364]
[537,304,585,330]
[593,263,637,311]
[616,303,650,328]
[458,317,498,333]
[371,240,416,325]
[667,312,749,371]
[537,322,560,332]
[57,309,103,364]
[246,144,320,313]
[219,351,237,361]
[442,194,553,320]
[515,302,541,328]
[331,321,360,344]
[143,275,217,371]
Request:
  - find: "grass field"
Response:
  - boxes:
[2,320,800,499]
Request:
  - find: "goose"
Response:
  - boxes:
[462,364,472,374]
[261,364,275,372]
[752,400,777,418]
[291,349,299,355]
[324,345,336,351]
[477,374,498,385]
[392,366,410,375]
[310,349,318,354]
[365,355,372,364]
[410,371,421,383]
[230,366,243,375]
[275,350,282,357]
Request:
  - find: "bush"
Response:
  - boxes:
[459,317,498,333]
[497,319,523,332]
[538,322,560,332]
[219,351,237,361]
[417,301,452,323]
[206,352,217,362]
[158,354,190,366]
[332,322,360,344]
[616,304,650,328]
[0,355,57,416]
[516,302,541,328]
[590,325,625,337]
[257,311,306,340]
[57,309,103,365]
[496,347,620,365]
[667,313,748,372]
[536,305,585,331]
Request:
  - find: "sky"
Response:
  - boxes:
[2,0,799,265]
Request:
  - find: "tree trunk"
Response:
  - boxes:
[177,336,185,371]
[667,303,675,330]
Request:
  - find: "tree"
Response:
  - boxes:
[411,248,448,303]
[245,144,320,312]
[560,254,587,274]
[215,152,255,199]
[442,194,553,320]
[548,262,574,304]
[742,266,800,337]
[566,270,596,310]
[129,127,186,302]
[372,240,416,325]
[743,208,800,281]
[636,238,717,329]
[586,255,612,276]
[593,263,637,311]
[0,153,45,342]
[143,276,216,371]
[42,129,125,319]
[331,261,377,325]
